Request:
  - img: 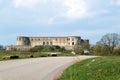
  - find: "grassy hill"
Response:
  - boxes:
[60,56,120,80]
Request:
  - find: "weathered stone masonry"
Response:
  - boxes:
[16,36,89,50]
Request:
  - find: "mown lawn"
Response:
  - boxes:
[60,56,120,80]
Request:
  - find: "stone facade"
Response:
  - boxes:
[16,36,89,50]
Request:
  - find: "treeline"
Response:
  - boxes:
[91,33,120,56]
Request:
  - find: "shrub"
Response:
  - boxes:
[40,53,48,57]
[30,55,34,58]
[10,55,19,59]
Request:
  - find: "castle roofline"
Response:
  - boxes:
[17,36,81,38]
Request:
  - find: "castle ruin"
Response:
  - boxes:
[15,36,89,50]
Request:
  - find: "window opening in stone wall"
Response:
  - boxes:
[23,38,26,41]
[68,43,70,45]
[50,42,52,45]
[72,39,74,41]
[67,38,70,41]
[72,42,74,45]
[19,38,21,41]
[31,39,33,41]
[43,42,45,45]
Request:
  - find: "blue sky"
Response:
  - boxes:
[0,0,120,45]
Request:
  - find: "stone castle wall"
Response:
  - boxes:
[16,36,89,50]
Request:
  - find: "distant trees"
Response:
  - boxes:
[73,41,90,55]
[93,33,120,55]
[81,41,90,50]
[0,45,4,50]
[73,44,83,55]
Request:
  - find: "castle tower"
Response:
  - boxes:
[17,37,30,46]
[67,36,81,46]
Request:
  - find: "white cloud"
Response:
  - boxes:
[88,9,109,18]
[12,0,47,8]
[111,0,120,6]
[11,0,110,24]
[48,18,54,24]
[12,0,88,19]
[46,0,89,24]
[63,0,88,19]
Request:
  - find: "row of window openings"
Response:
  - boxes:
[18,38,75,41]
[43,42,52,45]
[33,42,74,45]
[68,42,75,45]
[30,39,74,41]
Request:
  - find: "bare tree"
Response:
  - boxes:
[73,45,83,55]
[81,41,90,50]
[73,41,84,55]
[97,33,120,54]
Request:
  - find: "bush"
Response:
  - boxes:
[40,53,48,57]
[113,48,120,55]
[10,55,19,59]
[29,45,67,52]
[51,54,57,56]
[60,50,75,56]
[30,55,34,58]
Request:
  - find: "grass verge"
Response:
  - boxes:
[0,50,49,61]
[0,50,75,61]
[60,56,120,80]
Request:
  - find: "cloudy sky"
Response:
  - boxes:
[0,0,120,45]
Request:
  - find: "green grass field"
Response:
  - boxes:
[60,56,120,80]
[0,50,48,61]
[0,50,75,61]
